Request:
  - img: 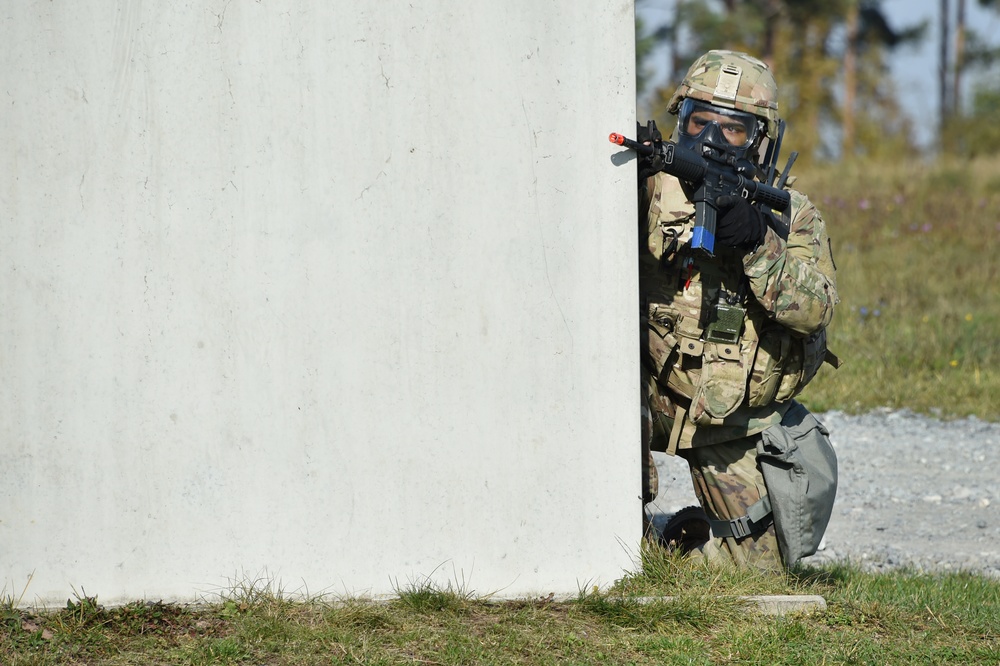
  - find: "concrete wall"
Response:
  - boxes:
[0,1,639,605]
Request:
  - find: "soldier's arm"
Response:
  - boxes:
[741,191,838,336]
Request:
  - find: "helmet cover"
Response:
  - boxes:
[667,50,779,140]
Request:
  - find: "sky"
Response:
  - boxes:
[636,0,1000,149]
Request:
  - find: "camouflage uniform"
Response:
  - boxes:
[641,51,838,569]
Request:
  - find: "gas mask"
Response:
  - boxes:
[676,98,763,162]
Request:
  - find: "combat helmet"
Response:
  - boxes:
[667,50,780,142]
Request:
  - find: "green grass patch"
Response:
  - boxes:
[792,156,1000,420]
[4,552,998,665]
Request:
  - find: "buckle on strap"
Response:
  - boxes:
[708,495,773,540]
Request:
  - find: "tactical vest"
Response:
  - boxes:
[641,175,829,427]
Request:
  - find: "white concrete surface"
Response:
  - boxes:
[0,1,639,605]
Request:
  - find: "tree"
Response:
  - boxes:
[635,11,656,97]
[940,0,1000,155]
[635,0,677,98]
[638,0,924,161]
[940,0,951,130]
[841,2,926,158]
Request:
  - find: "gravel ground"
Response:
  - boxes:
[647,409,1000,578]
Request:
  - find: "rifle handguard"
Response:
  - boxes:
[609,133,791,213]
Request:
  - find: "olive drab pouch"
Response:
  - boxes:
[747,320,792,406]
[756,402,838,566]
[689,339,751,424]
[774,338,806,403]
[797,328,830,389]
[646,319,678,380]
[747,322,831,407]
[645,303,681,382]
[770,328,831,403]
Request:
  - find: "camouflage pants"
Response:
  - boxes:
[678,438,783,570]
[641,362,783,568]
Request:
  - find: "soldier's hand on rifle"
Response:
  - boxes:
[715,195,769,251]
[636,120,662,145]
[636,120,664,182]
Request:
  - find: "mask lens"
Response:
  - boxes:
[678,98,759,148]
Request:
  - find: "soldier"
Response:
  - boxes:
[639,50,840,569]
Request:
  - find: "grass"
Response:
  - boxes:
[3,547,998,664]
[791,155,1000,420]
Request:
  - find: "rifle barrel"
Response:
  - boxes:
[609,133,654,156]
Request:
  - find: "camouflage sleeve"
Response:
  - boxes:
[741,191,838,336]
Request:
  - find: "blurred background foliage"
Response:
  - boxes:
[634,1,1000,418]
[790,157,1000,419]
[635,0,1000,162]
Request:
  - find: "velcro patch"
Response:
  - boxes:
[714,64,742,100]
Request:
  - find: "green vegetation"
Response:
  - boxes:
[794,157,1000,420]
[634,4,1000,416]
[637,1,1000,161]
[4,548,998,664]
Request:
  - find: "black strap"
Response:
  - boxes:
[709,495,773,539]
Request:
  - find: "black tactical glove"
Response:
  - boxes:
[636,120,662,144]
[714,194,770,251]
[636,120,664,182]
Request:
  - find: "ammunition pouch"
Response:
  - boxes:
[646,302,832,424]
[747,324,829,407]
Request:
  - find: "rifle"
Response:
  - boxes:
[609,124,797,255]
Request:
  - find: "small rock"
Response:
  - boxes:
[952,486,972,500]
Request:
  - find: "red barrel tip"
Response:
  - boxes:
[609,133,625,145]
